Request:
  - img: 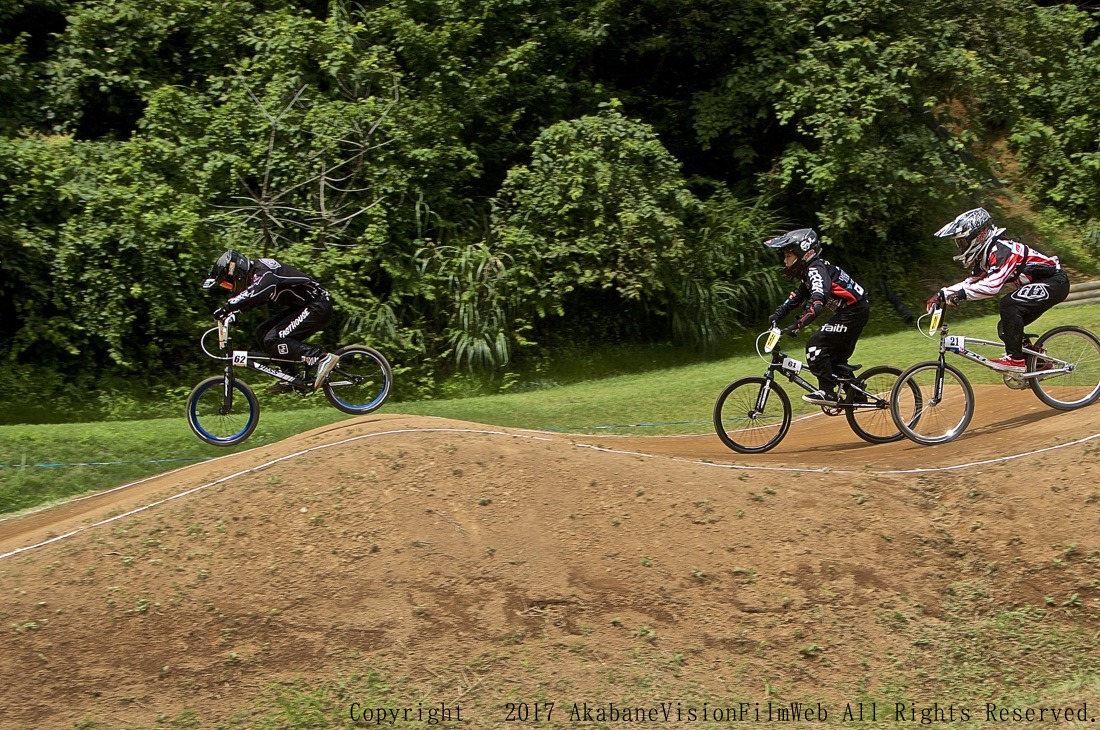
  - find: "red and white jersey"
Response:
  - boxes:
[942,238,1060,301]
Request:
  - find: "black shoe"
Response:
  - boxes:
[802,389,839,406]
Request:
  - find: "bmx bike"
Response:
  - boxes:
[889,297,1100,446]
[713,328,916,453]
[186,314,393,446]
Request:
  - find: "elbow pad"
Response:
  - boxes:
[796,300,824,329]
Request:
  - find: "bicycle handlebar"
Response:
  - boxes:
[216,312,238,349]
[918,298,945,340]
[754,327,784,361]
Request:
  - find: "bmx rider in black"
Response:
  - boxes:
[764,229,870,407]
[202,250,338,393]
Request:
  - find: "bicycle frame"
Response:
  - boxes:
[925,307,1075,381]
[201,318,312,408]
[759,348,817,401]
[756,330,886,412]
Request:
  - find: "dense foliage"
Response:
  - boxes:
[1,0,1097,411]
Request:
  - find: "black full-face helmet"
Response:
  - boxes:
[202,250,253,294]
[934,207,1003,268]
[763,228,821,278]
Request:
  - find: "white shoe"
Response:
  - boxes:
[313,353,339,389]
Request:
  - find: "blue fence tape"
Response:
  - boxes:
[0,457,212,470]
[2,420,716,469]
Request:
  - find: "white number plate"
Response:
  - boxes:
[944,336,965,350]
[783,356,803,374]
[232,351,248,366]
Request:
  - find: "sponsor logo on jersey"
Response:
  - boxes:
[821,322,849,333]
[807,268,825,293]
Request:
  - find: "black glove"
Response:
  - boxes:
[213,307,230,322]
[782,325,800,338]
[767,314,780,328]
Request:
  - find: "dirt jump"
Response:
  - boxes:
[1,386,1099,728]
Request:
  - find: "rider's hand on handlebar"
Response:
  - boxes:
[925,293,943,313]
[213,307,236,324]
[781,324,800,338]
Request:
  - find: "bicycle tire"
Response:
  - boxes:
[713,377,792,454]
[845,365,911,444]
[322,345,394,415]
[186,376,259,446]
[1029,326,1100,410]
[890,361,975,445]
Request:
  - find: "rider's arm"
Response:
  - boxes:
[945,241,1021,302]
[217,271,278,317]
[770,287,806,324]
[789,262,829,331]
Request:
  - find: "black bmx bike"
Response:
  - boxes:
[713,328,917,453]
[889,297,1100,445]
[186,314,393,446]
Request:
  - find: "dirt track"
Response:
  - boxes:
[1,387,1098,728]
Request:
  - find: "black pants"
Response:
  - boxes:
[255,296,334,361]
[806,298,870,391]
[997,271,1070,357]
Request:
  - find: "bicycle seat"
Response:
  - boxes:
[834,363,862,378]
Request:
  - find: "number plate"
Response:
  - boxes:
[944,335,965,351]
[782,356,803,374]
[928,308,942,335]
[232,351,248,366]
[764,329,781,353]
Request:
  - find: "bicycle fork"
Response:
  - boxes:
[927,357,949,407]
[220,363,236,415]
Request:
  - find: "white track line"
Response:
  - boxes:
[2,425,1097,560]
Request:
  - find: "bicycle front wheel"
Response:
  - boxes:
[1029,326,1100,410]
[891,362,974,445]
[186,376,259,446]
[713,377,792,454]
[323,345,394,415]
[845,366,910,444]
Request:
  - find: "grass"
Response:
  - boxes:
[117,600,1100,729]
[2,302,1099,516]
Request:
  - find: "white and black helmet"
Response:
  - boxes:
[934,208,1004,268]
[764,228,821,278]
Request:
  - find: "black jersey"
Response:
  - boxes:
[221,258,329,315]
[792,260,866,310]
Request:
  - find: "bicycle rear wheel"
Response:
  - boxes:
[323,345,394,415]
[186,376,259,446]
[1029,326,1100,410]
[845,365,911,444]
[891,361,975,445]
[713,377,792,453]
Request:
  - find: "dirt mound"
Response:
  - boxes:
[2,390,1099,728]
